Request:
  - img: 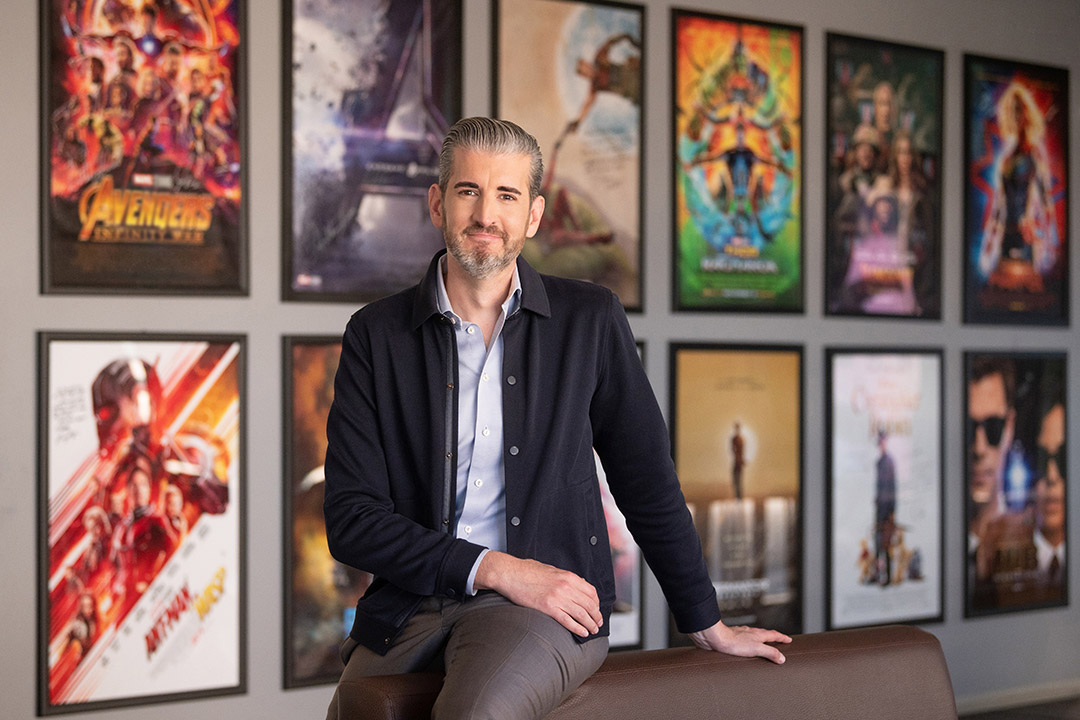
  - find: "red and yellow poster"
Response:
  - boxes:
[42,1,246,294]
[39,334,245,713]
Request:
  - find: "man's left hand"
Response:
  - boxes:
[688,620,791,664]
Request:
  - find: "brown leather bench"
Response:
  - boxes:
[334,624,957,719]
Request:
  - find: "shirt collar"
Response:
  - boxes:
[435,254,522,325]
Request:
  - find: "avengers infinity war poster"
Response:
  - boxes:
[964,55,1069,325]
[38,334,245,713]
[42,1,246,294]
[672,11,803,312]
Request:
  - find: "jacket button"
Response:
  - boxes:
[511,516,521,526]
[447,588,456,598]
[590,535,598,545]
[506,375,517,385]
[384,637,390,645]
[509,446,519,456]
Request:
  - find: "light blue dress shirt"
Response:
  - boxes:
[436,257,521,594]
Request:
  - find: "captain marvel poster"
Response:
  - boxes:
[964,55,1069,325]
[41,1,246,294]
[38,333,245,713]
[673,11,803,312]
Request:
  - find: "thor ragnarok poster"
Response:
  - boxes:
[39,334,245,713]
[669,344,802,641]
[42,0,246,294]
[672,11,803,312]
[964,55,1069,325]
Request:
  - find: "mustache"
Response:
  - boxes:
[464,223,507,239]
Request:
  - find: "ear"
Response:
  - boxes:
[427,184,444,229]
[525,194,546,238]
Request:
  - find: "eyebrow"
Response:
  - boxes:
[452,181,522,196]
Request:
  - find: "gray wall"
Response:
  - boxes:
[2,0,1078,717]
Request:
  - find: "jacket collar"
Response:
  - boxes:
[411,250,551,329]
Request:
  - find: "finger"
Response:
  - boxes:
[554,608,592,638]
[759,645,786,665]
[562,598,601,635]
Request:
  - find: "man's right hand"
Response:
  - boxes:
[473,551,602,637]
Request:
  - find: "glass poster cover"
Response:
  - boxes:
[964,55,1069,325]
[672,10,803,312]
[669,344,802,642]
[826,349,944,630]
[283,0,462,302]
[41,0,247,294]
[494,0,644,309]
[38,333,245,714]
[825,34,943,319]
[965,352,1068,616]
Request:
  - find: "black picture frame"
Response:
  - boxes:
[37,331,247,714]
[963,351,1068,617]
[824,33,944,320]
[825,347,945,630]
[667,342,804,644]
[40,0,249,295]
[281,0,463,303]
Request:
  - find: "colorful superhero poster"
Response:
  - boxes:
[284,0,462,302]
[672,11,802,312]
[827,350,943,630]
[669,344,802,643]
[42,1,246,294]
[495,0,643,310]
[964,56,1069,325]
[284,338,372,687]
[825,35,943,319]
[38,333,245,713]
[965,353,1067,617]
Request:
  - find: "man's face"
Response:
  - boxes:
[1035,403,1065,538]
[428,148,544,280]
[874,84,894,131]
[968,373,1014,506]
[855,142,875,171]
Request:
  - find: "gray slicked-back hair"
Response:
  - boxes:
[438,117,544,202]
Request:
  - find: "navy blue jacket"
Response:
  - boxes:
[324,252,719,654]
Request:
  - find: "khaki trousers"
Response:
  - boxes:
[326,592,609,720]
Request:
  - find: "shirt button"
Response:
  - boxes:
[482,373,489,382]
[506,375,517,385]
[475,479,483,488]
[511,516,521,526]
[467,326,476,335]
[464,525,472,534]
[482,427,491,437]
[509,446,519,456]
[590,535,598,545]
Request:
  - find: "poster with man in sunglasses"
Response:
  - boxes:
[965,353,1067,616]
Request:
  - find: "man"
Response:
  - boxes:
[730,421,746,500]
[873,430,897,586]
[324,118,788,720]
[967,357,1016,582]
[1033,397,1066,591]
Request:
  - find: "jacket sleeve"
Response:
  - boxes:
[589,292,721,634]
[322,313,484,599]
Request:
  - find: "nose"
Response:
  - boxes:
[473,192,498,228]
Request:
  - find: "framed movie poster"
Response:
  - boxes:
[826,349,944,630]
[825,34,943,319]
[283,337,372,687]
[494,0,644,310]
[672,10,803,312]
[965,352,1068,617]
[668,344,803,644]
[964,55,1069,325]
[41,1,247,295]
[283,0,462,302]
[38,333,246,714]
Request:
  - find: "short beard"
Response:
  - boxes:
[444,222,522,280]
